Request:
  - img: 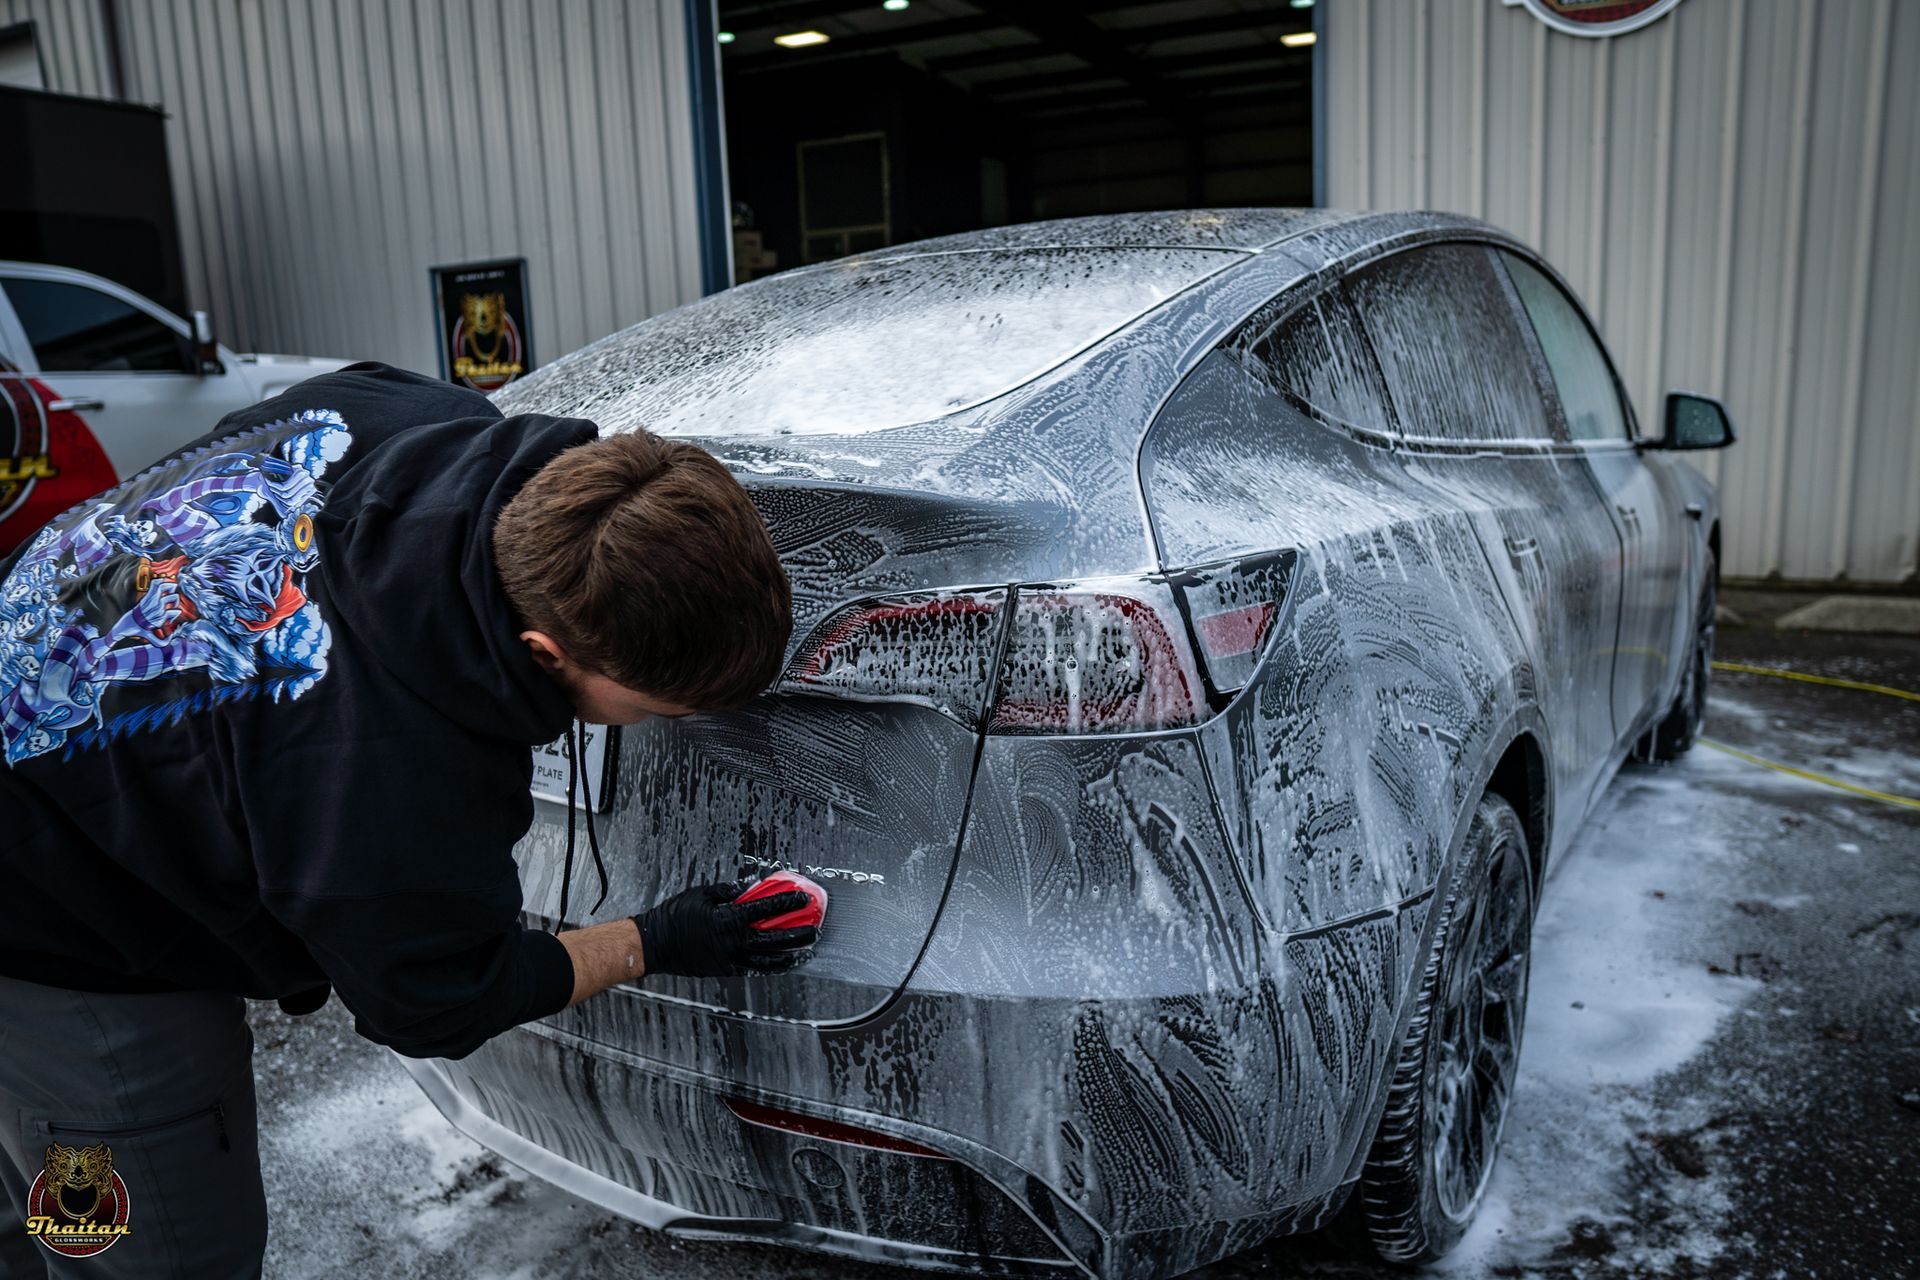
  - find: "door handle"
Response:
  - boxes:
[48,396,105,413]
[1684,502,1704,521]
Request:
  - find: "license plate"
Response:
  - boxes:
[530,725,616,813]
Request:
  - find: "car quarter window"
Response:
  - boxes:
[1,278,189,374]
[1499,251,1632,444]
[1340,243,1552,444]
[1245,294,1392,436]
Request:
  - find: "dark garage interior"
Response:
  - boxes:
[716,0,1316,281]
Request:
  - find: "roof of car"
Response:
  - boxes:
[506,210,1515,443]
[832,208,1362,260]
[818,209,1512,281]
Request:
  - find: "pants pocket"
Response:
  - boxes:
[46,1099,229,1148]
[29,1083,264,1280]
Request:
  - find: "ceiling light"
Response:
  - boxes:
[1290,0,1315,8]
[1280,31,1317,47]
[775,29,831,47]
[883,0,910,9]
[717,30,735,43]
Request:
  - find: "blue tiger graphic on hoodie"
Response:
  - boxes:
[0,412,348,764]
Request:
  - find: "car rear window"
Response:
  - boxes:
[1248,295,1393,435]
[499,247,1239,436]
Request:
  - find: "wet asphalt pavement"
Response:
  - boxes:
[250,625,1919,1280]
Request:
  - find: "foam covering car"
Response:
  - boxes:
[398,209,1733,1277]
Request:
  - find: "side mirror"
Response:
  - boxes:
[190,310,224,376]
[1653,391,1735,450]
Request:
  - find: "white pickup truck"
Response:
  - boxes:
[0,261,350,554]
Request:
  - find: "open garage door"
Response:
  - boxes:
[714,0,1318,283]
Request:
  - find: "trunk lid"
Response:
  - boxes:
[516,479,1063,1026]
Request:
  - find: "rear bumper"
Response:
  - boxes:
[430,726,1431,1277]
[397,944,1393,1278]
[397,1023,1093,1276]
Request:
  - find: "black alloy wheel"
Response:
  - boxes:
[1652,549,1717,760]
[1350,793,1536,1263]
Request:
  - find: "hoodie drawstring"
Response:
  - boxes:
[555,730,578,933]
[577,719,610,912]
[552,720,611,935]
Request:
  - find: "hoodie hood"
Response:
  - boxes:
[316,407,596,745]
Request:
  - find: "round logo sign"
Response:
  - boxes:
[1518,0,1685,38]
[26,1143,134,1258]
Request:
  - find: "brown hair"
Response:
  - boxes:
[493,431,791,709]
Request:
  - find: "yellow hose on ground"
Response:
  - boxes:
[1697,740,1920,811]
[1711,661,1920,704]
[1703,660,1920,810]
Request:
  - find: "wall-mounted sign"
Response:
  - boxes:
[430,258,533,394]
[1507,0,1685,38]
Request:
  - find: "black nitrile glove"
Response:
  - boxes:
[634,881,818,978]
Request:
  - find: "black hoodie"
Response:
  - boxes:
[0,363,590,1059]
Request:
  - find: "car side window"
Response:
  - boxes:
[1246,295,1392,436]
[1,278,189,374]
[1499,251,1631,443]
[1341,244,1551,444]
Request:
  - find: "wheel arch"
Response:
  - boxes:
[1482,728,1550,894]
[1337,705,1553,1191]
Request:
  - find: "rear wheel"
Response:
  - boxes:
[1350,793,1535,1263]
[1650,551,1716,761]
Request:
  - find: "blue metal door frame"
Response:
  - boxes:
[1312,0,1326,207]
[684,0,732,295]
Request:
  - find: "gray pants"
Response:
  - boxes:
[0,976,265,1279]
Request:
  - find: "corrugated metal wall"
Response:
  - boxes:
[5,0,709,377]
[1326,0,1920,584]
[0,0,114,95]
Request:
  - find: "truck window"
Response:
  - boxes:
[2,278,189,374]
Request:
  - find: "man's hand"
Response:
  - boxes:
[634,881,818,978]
[553,881,818,1008]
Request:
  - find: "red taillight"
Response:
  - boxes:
[780,588,1007,723]
[1174,551,1293,695]
[722,1096,951,1159]
[779,557,1291,734]
[988,583,1204,734]
[1192,601,1277,658]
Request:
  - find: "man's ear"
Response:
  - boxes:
[521,630,570,675]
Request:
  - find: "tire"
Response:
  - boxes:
[1650,551,1716,761]
[1349,793,1536,1264]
